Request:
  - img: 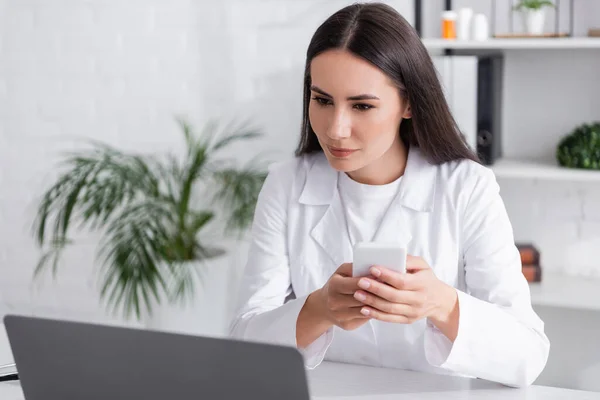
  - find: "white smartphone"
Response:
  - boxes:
[352,242,407,277]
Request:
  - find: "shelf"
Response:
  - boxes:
[530,273,600,311]
[422,37,600,50]
[490,158,600,182]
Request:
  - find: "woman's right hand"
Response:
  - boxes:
[297,263,371,349]
[316,263,372,331]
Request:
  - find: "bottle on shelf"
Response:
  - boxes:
[472,13,490,41]
[442,11,457,39]
[457,8,473,40]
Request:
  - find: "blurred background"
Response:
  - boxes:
[1,0,599,392]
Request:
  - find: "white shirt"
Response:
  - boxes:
[229,147,550,388]
[338,171,402,244]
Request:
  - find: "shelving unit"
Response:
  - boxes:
[422,37,600,50]
[416,2,600,182]
[491,158,600,182]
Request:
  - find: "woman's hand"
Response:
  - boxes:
[297,263,371,348]
[316,263,372,331]
[352,256,459,340]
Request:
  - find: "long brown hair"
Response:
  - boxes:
[295,2,479,165]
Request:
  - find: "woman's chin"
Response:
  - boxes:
[325,153,360,172]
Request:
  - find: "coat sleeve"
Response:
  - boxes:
[424,167,550,388]
[228,160,333,368]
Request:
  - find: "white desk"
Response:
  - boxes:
[307,362,600,399]
[0,381,22,400]
[1,361,598,400]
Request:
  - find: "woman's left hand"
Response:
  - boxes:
[353,256,458,327]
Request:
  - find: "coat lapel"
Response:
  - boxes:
[310,189,353,267]
[299,154,353,267]
[298,147,437,267]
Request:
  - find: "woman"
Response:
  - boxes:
[229,2,549,388]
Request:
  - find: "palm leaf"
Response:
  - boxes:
[205,119,263,153]
[188,211,214,236]
[33,117,268,320]
[34,143,163,250]
[211,129,262,152]
[154,153,182,205]
[176,118,196,157]
[178,140,209,231]
[34,173,74,246]
[212,163,267,234]
[165,260,197,305]
[34,236,72,278]
[98,200,175,318]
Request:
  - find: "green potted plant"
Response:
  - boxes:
[556,122,600,170]
[32,118,268,331]
[513,1,555,35]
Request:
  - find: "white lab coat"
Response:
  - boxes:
[230,147,550,388]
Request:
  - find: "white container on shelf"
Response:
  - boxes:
[472,13,489,41]
[457,8,473,40]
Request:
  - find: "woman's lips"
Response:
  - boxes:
[327,146,357,158]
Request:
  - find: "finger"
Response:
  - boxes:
[353,290,406,314]
[359,306,421,324]
[329,293,365,309]
[369,267,419,291]
[357,277,402,301]
[405,255,429,272]
[357,276,419,302]
[333,275,364,295]
[354,289,422,308]
[336,306,372,320]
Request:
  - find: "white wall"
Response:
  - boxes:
[0,0,238,327]
[0,0,413,327]
[497,34,600,276]
[0,0,206,327]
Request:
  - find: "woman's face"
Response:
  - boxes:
[308,49,411,173]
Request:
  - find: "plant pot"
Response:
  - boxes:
[521,9,546,35]
[143,252,242,337]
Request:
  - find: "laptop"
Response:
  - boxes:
[3,314,310,400]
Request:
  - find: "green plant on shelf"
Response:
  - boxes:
[513,0,555,10]
[32,117,268,319]
[556,122,600,170]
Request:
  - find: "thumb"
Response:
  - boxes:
[406,255,429,273]
[336,263,353,277]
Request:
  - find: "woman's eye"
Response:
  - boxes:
[312,96,332,106]
[353,103,374,111]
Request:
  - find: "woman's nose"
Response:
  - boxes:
[326,111,351,139]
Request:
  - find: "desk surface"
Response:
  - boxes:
[1,361,598,400]
[307,362,599,399]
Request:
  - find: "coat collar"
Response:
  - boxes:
[298,146,437,212]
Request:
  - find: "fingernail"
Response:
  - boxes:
[358,279,370,289]
[361,308,370,316]
[370,267,381,277]
[354,291,366,301]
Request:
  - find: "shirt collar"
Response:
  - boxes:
[298,147,436,212]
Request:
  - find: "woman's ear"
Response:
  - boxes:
[402,104,412,119]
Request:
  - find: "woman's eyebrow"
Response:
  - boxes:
[310,85,380,101]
